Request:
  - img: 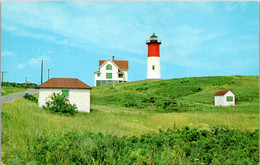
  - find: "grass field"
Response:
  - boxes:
[1,86,27,96]
[1,75,259,164]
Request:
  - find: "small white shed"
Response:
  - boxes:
[215,90,235,106]
[38,78,92,113]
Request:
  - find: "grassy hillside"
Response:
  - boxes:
[1,75,259,164]
[90,75,259,132]
[92,75,258,111]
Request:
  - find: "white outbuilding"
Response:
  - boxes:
[38,78,92,113]
[214,90,235,106]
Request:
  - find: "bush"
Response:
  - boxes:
[2,82,37,88]
[43,93,77,115]
[156,98,179,112]
[23,93,38,103]
[28,126,259,164]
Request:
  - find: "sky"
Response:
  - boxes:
[1,1,259,86]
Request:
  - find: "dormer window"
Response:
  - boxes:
[106,64,112,70]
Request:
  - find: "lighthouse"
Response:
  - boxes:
[146,33,161,79]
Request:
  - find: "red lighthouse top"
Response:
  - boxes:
[146,33,161,57]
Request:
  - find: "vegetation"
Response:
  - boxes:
[23,93,38,103]
[28,126,258,164]
[92,76,259,112]
[2,82,36,88]
[43,93,77,115]
[1,75,259,164]
[1,86,26,96]
[1,82,36,96]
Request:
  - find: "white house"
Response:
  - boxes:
[37,78,92,113]
[215,90,235,106]
[94,56,129,86]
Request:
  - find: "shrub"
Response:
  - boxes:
[28,126,259,164]
[121,94,145,108]
[23,93,38,103]
[43,93,77,115]
[156,98,179,112]
[2,82,37,88]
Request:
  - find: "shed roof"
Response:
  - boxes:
[99,60,128,70]
[38,78,92,89]
[215,90,232,96]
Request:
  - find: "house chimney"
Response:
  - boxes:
[112,56,115,61]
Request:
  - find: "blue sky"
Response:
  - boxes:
[1,1,259,86]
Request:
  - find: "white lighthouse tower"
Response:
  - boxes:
[146,33,161,79]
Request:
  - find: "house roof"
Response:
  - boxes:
[37,78,92,89]
[215,90,232,96]
[99,60,129,70]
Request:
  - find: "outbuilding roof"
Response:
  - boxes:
[215,90,231,96]
[38,78,92,89]
[99,60,129,70]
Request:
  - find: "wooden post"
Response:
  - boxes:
[38,60,47,84]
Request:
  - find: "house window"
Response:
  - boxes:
[119,74,123,78]
[152,65,155,70]
[96,80,101,86]
[62,90,69,97]
[102,81,106,85]
[226,96,233,102]
[106,73,112,79]
[106,64,112,70]
[97,73,100,77]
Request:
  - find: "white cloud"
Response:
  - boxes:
[245,20,258,26]
[224,2,238,12]
[47,50,53,54]
[2,50,13,56]
[2,1,257,73]
[28,55,50,67]
[217,44,258,54]
[162,25,221,62]
[194,2,216,14]
[16,55,51,69]
[175,1,216,14]
[2,24,77,48]
[2,2,150,55]
[17,63,25,69]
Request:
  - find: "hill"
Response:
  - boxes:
[1,75,259,164]
[92,75,259,112]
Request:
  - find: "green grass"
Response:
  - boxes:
[1,86,27,96]
[179,76,259,105]
[92,75,258,112]
[1,75,259,164]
